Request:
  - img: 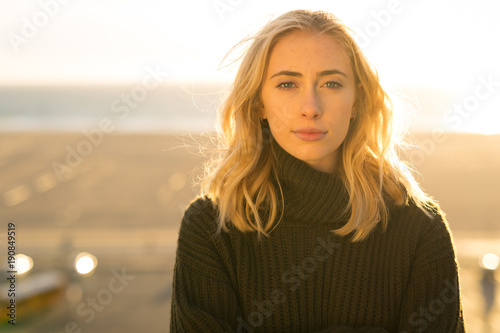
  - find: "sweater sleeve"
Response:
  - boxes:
[170,197,241,332]
[396,210,466,332]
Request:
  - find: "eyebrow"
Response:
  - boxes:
[270,69,348,79]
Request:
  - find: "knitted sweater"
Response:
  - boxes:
[170,141,466,333]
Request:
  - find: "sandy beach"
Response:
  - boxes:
[0,131,499,332]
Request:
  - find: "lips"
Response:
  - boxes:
[292,128,327,141]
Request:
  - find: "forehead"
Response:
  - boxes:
[267,30,352,74]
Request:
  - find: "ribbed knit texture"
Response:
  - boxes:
[170,140,466,333]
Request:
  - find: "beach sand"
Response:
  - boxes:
[0,132,499,332]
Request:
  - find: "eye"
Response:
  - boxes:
[324,81,342,88]
[277,81,295,89]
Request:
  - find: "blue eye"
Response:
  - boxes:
[277,82,295,89]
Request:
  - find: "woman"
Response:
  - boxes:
[170,9,465,332]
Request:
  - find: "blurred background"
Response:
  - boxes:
[0,0,499,331]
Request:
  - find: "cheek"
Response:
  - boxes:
[265,104,294,133]
[268,114,287,135]
[327,96,355,122]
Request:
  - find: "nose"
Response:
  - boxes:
[300,88,322,119]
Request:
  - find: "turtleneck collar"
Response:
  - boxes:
[270,137,350,225]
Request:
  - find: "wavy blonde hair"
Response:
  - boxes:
[202,9,433,242]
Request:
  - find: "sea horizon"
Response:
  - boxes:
[0,83,497,135]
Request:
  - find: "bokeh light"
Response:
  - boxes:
[75,252,98,275]
[15,254,34,275]
[481,253,500,270]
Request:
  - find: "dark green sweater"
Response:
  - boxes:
[170,141,466,332]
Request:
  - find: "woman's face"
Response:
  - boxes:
[261,30,356,174]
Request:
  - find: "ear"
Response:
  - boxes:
[261,108,267,120]
[350,98,358,120]
[350,104,357,119]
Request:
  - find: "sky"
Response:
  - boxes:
[1,0,500,133]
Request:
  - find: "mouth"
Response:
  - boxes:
[292,128,327,141]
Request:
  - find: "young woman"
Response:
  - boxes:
[170,9,465,332]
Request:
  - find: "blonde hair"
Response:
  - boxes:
[202,9,433,242]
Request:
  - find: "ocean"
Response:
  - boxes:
[0,83,474,134]
[0,83,229,133]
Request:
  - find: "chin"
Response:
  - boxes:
[293,146,329,161]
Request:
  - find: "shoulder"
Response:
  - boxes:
[394,199,458,270]
[183,195,218,221]
[176,196,223,262]
[398,199,450,236]
[179,195,219,236]
[175,196,235,280]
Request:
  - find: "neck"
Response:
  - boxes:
[303,151,339,174]
[271,137,349,225]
